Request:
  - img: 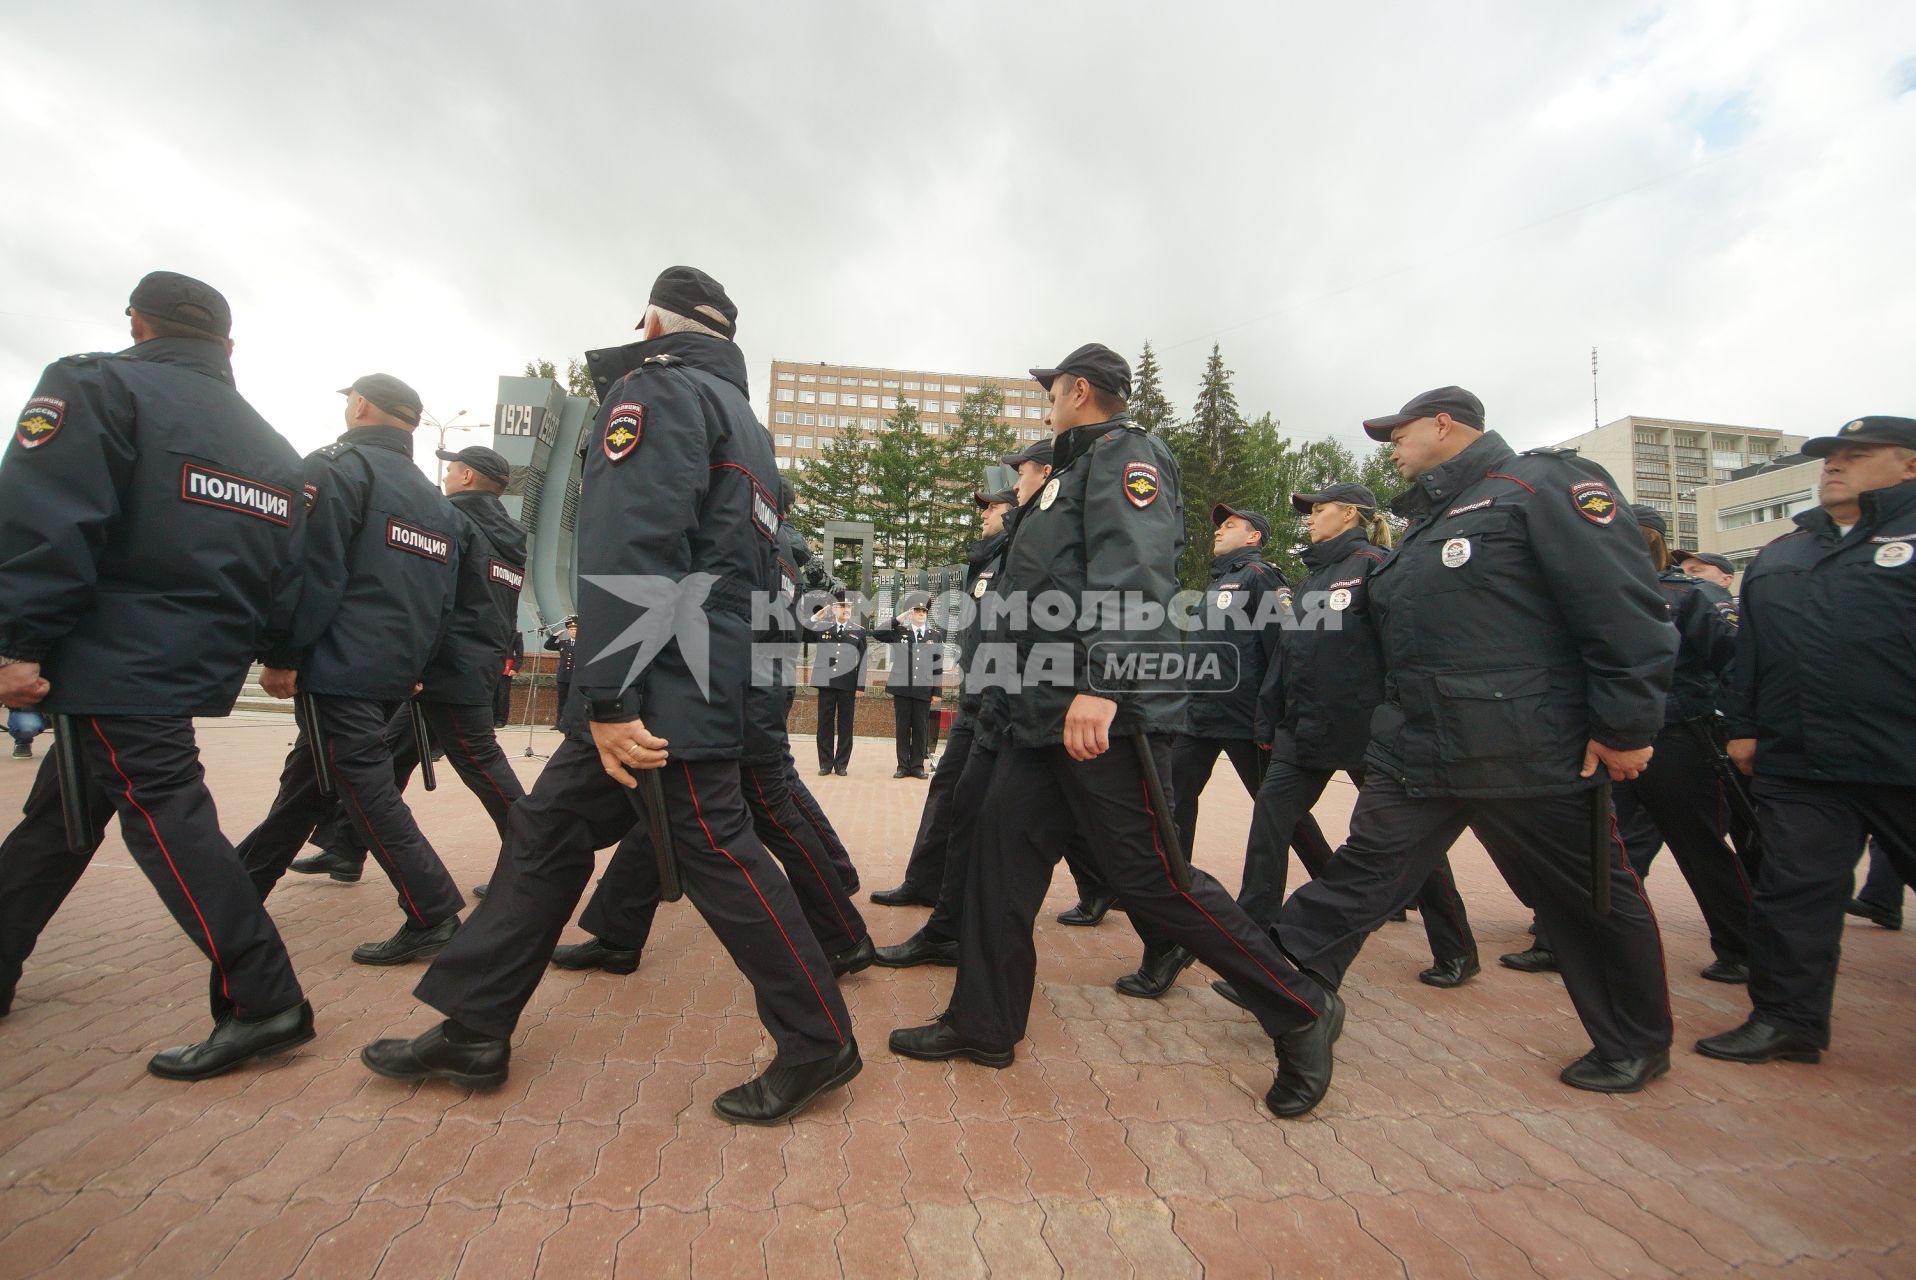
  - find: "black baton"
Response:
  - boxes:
[50,714,92,856]
[293,692,336,800]
[1132,731,1191,892]
[409,699,436,792]
[1590,773,1613,916]
[640,768,683,903]
[1682,720,1763,864]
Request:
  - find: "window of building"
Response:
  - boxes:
[941,401,958,414]
[798,374,816,383]
[923,423,940,435]
[777,371,796,381]
[797,413,815,426]
[883,380,900,389]
[1025,428,1043,441]
[774,411,794,424]
[819,392,837,405]
[861,395,879,408]
[862,379,880,387]
[776,388,796,402]
[903,380,921,391]
[820,374,838,384]
[818,414,835,427]
[1025,407,1043,419]
[774,434,793,447]
[940,384,958,393]
[1718,491,1815,530]
[1635,430,1661,445]
[796,435,813,449]
[797,391,815,404]
[862,417,879,429]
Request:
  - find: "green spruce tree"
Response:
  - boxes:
[1130,342,1176,433]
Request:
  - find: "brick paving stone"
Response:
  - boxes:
[30,1189,200,1280]
[572,1121,673,1211]
[519,1120,616,1209]
[899,1116,970,1206]
[688,1205,775,1279]
[531,1203,636,1277]
[136,1193,285,1279]
[774,1121,852,1209]
[609,1204,707,1278]
[373,1202,497,1279]
[1345,1192,1474,1280]
[649,1122,733,1213]
[903,1201,987,1278]
[1167,1196,1274,1279]
[836,1203,915,1280]
[837,1119,909,1208]
[205,1198,355,1279]
[956,1114,1029,1202]
[292,1200,427,1278]
[972,1199,1062,1278]
[1235,1196,1403,1280]
[760,1204,846,1280]
[709,1122,789,1211]
[450,1203,566,1279]
[1037,1198,1130,1278]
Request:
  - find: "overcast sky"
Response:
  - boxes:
[5,2,1912,473]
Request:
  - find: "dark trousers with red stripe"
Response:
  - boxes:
[416,740,851,1062]
[944,738,1325,1051]
[237,695,464,929]
[895,719,976,897]
[1745,776,1916,1047]
[1242,760,1475,963]
[319,701,524,870]
[783,759,859,891]
[1172,736,1334,873]
[0,717,303,1020]
[1277,772,1672,1059]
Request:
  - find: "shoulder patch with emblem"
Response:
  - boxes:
[604,402,642,462]
[1570,479,1618,526]
[15,396,66,449]
[1121,461,1160,508]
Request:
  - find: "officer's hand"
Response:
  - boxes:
[0,662,49,709]
[1582,739,1653,781]
[1726,737,1756,777]
[1064,694,1118,761]
[591,718,670,788]
[261,667,299,699]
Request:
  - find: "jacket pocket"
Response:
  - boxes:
[1432,666,1557,762]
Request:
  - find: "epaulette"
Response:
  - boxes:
[314,441,357,461]
[1521,446,1578,458]
[56,351,113,366]
[640,353,680,367]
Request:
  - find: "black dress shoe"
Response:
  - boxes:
[289,850,363,882]
[1694,1019,1822,1065]
[1114,945,1195,999]
[361,1021,509,1088]
[1560,1047,1670,1093]
[472,883,488,900]
[551,937,641,974]
[713,1041,862,1125]
[1387,909,1408,922]
[869,885,938,908]
[1212,979,1250,1012]
[1499,946,1558,973]
[874,932,959,968]
[352,916,459,967]
[1845,898,1903,930]
[907,768,929,779]
[844,874,862,895]
[834,767,848,777]
[1267,986,1345,1118]
[893,767,909,779]
[818,767,834,776]
[1699,958,1749,984]
[829,936,877,977]
[148,1000,316,1081]
[1419,952,1481,989]
[889,1022,1014,1068]
[1056,894,1115,927]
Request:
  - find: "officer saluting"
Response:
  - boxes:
[236,374,468,964]
[364,267,860,1125]
[1698,415,1916,1065]
[1275,386,1678,1093]
[809,599,867,776]
[892,343,1342,1119]
[0,272,312,1077]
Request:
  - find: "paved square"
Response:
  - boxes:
[1,719,1910,1277]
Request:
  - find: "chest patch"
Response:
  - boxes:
[1328,587,1353,611]
[488,559,525,592]
[1570,479,1618,526]
[15,395,65,449]
[1441,537,1472,568]
[1122,461,1160,508]
[1874,540,1912,568]
[972,569,994,598]
[1215,589,1235,609]
[387,518,451,563]
[179,463,292,525]
[603,402,643,462]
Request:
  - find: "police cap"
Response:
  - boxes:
[1000,440,1054,470]
[1362,386,1485,441]
[1029,343,1131,400]
[1289,482,1380,515]
[1211,502,1272,542]
[974,486,1018,509]
[1800,415,1916,458]
[126,271,232,338]
[1673,549,1735,575]
[338,374,423,426]
[435,444,511,485]
[646,265,737,339]
[1629,503,1667,535]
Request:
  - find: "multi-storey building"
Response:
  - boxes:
[1694,453,1821,578]
[764,359,1050,473]
[1549,415,1804,550]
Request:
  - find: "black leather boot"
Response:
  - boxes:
[713,1042,862,1124]
[148,1001,316,1081]
[361,1021,509,1088]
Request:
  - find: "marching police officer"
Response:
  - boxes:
[891,343,1341,1119]
[1274,386,1677,1093]
[291,444,528,885]
[236,374,468,964]
[809,599,867,775]
[0,272,312,1076]
[1223,481,1479,994]
[1698,415,1916,1065]
[364,267,859,1125]
[1673,549,1738,594]
[872,594,944,778]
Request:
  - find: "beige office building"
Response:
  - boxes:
[1551,416,1803,550]
[765,359,1050,473]
[1694,454,1821,576]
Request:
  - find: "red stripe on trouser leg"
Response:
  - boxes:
[449,720,513,811]
[748,765,858,946]
[1136,777,1319,1019]
[331,742,428,924]
[682,763,845,1045]
[90,719,233,1004]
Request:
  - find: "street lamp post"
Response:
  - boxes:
[421,408,479,483]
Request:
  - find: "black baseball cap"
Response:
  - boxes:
[126,271,232,338]
[1029,343,1132,400]
[1673,549,1735,575]
[1362,386,1486,441]
[435,444,511,485]
[338,373,423,426]
[1211,502,1272,543]
[1800,415,1916,458]
[1290,482,1380,515]
[1000,440,1054,470]
[974,487,1018,509]
[1629,503,1667,535]
[644,265,737,339]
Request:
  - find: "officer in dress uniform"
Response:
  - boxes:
[0,273,313,1077]
[890,343,1341,1119]
[809,599,867,775]
[291,444,529,887]
[1274,386,1678,1094]
[363,267,859,1125]
[1697,416,1916,1065]
[872,594,945,778]
[235,374,468,964]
